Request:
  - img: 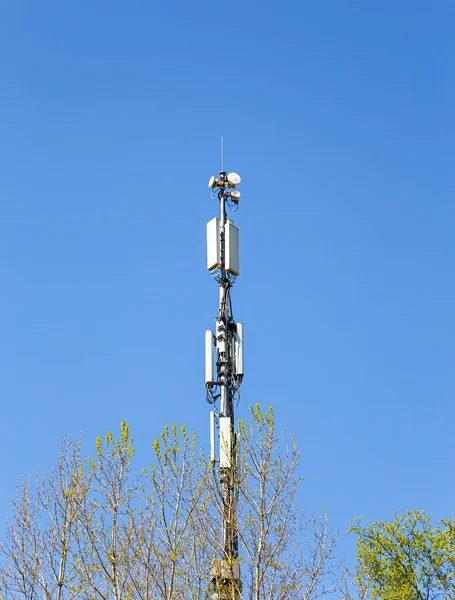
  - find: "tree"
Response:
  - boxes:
[0,406,342,600]
[235,405,341,599]
[1,436,91,600]
[343,510,455,600]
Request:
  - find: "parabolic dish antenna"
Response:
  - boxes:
[227,172,241,186]
[231,190,241,201]
[208,176,216,188]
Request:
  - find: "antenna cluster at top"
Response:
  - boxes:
[208,171,242,207]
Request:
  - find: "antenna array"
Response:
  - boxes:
[205,163,244,599]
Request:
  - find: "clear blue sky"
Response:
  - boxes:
[1,1,454,565]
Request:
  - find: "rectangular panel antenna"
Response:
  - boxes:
[235,322,244,377]
[205,330,214,386]
[210,411,216,462]
[226,220,239,276]
[207,217,220,271]
[219,416,232,468]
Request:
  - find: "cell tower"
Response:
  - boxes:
[205,159,244,599]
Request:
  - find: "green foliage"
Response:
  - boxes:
[95,420,134,462]
[345,510,455,599]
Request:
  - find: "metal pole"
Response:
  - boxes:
[219,180,228,418]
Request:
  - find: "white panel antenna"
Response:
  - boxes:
[205,330,214,387]
[207,218,239,275]
[225,220,239,276]
[206,217,220,271]
[210,411,216,462]
[235,322,244,379]
[219,416,232,468]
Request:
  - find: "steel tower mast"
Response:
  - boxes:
[205,166,244,599]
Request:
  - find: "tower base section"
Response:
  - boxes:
[211,559,242,599]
